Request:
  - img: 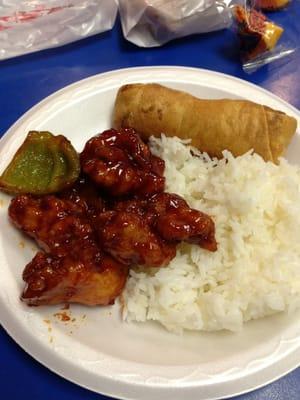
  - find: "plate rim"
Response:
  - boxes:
[1,65,300,400]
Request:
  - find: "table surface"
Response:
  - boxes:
[1,5,300,400]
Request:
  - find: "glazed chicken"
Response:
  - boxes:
[9,194,128,306]
[98,193,217,266]
[58,175,106,226]
[97,210,177,267]
[8,127,217,307]
[80,128,165,197]
[9,195,94,256]
[147,193,217,251]
[22,251,128,306]
[111,193,217,250]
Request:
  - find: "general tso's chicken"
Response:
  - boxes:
[97,192,216,267]
[97,211,176,267]
[22,250,128,306]
[9,193,128,306]
[9,195,93,257]
[147,193,217,252]
[59,175,106,227]
[80,128,165,197]
[8,128,217,307]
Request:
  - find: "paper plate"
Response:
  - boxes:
[1,66,300,400]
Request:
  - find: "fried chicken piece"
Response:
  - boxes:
[97,211,177,267]
[9,195,92,256]
[108,198,148,217]
[58,175,106,226]
[9,128,217,306]
[80,128,165,197]
[9,194,128,306]
[22,251,128,306]
[97,193,216,266]
[107,193,217,253]
[147,193,217,251]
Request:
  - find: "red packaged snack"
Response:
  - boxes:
[255,0,290,11]
[233,5,284,62]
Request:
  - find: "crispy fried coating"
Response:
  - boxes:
[80,128,165,197]
[97,192,216,267]
[58,175,106,226]
[8,129,217,307]
[22,251,128,306]
[9,195,91,256]
[147,193,217,251]
[98,211,177,267]
[113,84,297,164]
[9,194,128,306]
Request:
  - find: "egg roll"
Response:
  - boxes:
[113,83,297,163]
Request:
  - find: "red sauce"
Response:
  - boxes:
[9,128,217,307]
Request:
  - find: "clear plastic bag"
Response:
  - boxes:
[231,0,298,73]
[0,0,118,60]
[118,0,232,47]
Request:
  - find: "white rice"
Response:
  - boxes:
[122,135,300,333]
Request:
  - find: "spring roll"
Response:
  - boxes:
[113,83,297,163]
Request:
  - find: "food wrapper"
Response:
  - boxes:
[118,0,232,47]
[254,0,290,11]
[231,0,298,73]
[0,0,118,60]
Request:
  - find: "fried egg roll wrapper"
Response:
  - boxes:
[113,83,297,163]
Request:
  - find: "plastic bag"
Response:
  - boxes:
[0,0,118,60]
[231,0,298,73]
[118,0,232,47]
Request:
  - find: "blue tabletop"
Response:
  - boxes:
[0,6,300,400]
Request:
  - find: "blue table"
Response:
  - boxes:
[0,7,300,400]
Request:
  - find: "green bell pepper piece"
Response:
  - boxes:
[0,131,80,195]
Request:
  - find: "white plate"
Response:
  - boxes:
[1,66,300,400]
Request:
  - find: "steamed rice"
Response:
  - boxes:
[122,135,300,333]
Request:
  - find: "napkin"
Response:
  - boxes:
[0,0,118,60]
[118,0,232,47]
